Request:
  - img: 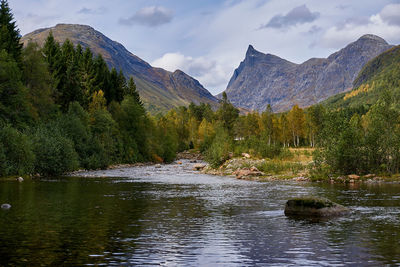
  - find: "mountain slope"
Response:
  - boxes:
[21,24,218,113]
[323,45,400,110]
[222,34,393,112]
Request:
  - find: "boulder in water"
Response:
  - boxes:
[16,177,24,182]
[193,163,206,171]
[284,197,349,218]
[1,203,11,210]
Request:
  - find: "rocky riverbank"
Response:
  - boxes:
[194,155,310,182]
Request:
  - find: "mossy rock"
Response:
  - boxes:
[284,197,349,218]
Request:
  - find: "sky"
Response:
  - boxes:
[11,0,400,95]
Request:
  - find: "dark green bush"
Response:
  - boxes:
[32,126,79,176]
[0,125,35,176]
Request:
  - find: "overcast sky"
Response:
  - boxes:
[11,0,400,95]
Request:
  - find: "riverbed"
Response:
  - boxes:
[1,160,400,266]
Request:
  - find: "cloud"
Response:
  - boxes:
[335,17,370,30]
[78,7,107,15]
[119,6,173,27]
[152,52,228,89]
[379,3,400,26]
[319,3,400,49]
[260,4,319,29]
[307,25,323,35]
[21,13,57,28]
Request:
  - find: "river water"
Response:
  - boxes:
[1,160,400,266]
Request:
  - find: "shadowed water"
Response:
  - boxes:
[1,160,400,266]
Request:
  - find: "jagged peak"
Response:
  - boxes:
[246,44,262,57]
[357,34,388,44]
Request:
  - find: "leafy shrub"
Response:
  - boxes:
[234,135,283,159]
[0,125,35,176]
[205,127,232,168]
[32,125,79,176]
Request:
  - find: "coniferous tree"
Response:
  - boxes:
[126,77,142,106]
[0,0,22,66]
[43,31,60,74]
[22,42,55,120]
[0,50,32,127]
[217,92,239,136]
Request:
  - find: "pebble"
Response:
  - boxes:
[1,204,11,210]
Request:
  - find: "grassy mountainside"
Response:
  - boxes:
[322,45,400,110]
[21,24,219,113]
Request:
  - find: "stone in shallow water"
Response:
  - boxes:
[1,204,11,210]
[284,197,349,218]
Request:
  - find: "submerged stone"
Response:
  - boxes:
[1,203,11,210]
[284,197,349,218]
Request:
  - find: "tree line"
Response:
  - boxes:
[1,0,399,178]
[0,0,184,176]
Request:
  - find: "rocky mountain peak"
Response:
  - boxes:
[22,24,218,112]
[223,35,393,112]
[357,34,388,44]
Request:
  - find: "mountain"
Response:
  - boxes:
[221,34,393,112]
[323,45,400,110]
[21,24,219,113]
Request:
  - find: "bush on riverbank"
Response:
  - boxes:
[0,126,35,176]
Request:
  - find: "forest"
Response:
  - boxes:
[1,0,400,179]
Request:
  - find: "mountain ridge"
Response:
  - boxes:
[21,24,219,113]
[221,34,393,112]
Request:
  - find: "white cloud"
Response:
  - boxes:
[152,52,229,91]
[319,3,400,48]
[379,3,400,26]
[119,6,173,27]
[11,0,400,96]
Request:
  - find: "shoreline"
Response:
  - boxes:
[3,150,400,185]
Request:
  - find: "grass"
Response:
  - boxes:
[261,147,313,176]
[258,160,305,175]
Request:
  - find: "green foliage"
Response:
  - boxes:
[258,160,304,175]
[205,127,233,168]
[0,125,34,176]
[234,135,282,159]
[32,124,79,176]
[216,92,239,135]
[315,91,400,175]
[22,42,56,120]
[0,50,33,127]
[0,0,22,65]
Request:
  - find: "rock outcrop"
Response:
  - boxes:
[284,197,349,218]
[221,35,393,112]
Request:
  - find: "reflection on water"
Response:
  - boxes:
[1,160,400,266]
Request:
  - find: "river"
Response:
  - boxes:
[1,160,400,266]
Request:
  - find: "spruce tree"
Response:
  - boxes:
[43,31,60,73]
[126,77,142,107]
[0,0,22,66]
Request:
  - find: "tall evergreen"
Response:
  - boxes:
[126,77,142,107]
[43,31,60,73]
[0,0,22,66]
